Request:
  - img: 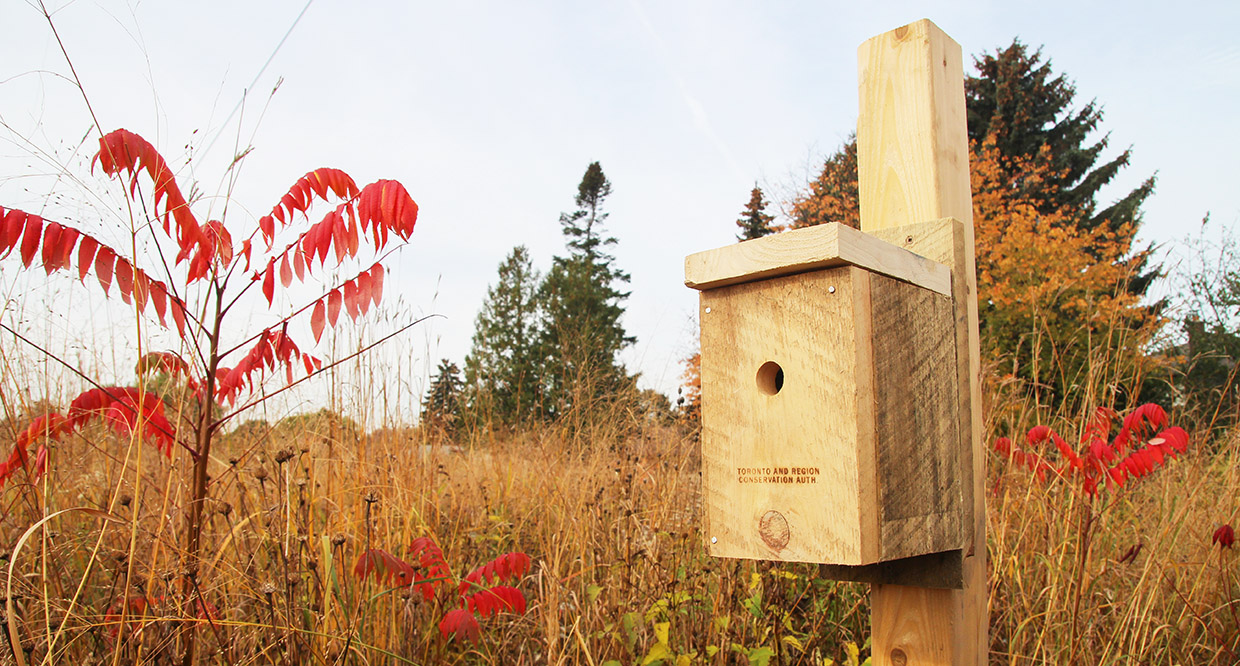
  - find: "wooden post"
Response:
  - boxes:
[857,19,986,665]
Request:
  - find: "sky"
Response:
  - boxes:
[1,0,1237,420]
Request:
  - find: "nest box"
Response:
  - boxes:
[685,222,963,566]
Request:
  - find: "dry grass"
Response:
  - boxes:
[0,343,1237,665]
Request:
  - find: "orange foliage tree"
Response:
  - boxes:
[971,138,1160,402]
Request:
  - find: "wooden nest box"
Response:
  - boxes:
[686,222,963,566]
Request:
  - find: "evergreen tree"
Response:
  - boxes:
[464,246,543,426]
[736,185,777,240]
[421,359,464,433]
[539,162,633,417]
[784,41,1162,404]
[967,41,1154,234]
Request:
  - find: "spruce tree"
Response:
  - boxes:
[421,359,464,433]
[736,185,776,241]
[464,246,543,426]
[782,40,1161,404]
[539,162,633,417]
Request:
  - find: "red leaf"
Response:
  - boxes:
[311,299,326,343]
[93,130,201,255]
[353,548,417,585]
[1214,524,1235,549]
[356,271,373,315]
[20,214,43,268]
[262,261,275,305]
[94,246,115,294]
[327,289,342,327]
[279,254,293,287]
[76,236,99,281]
[438,608,480,643]
[57,227,79,272]
[343,279,360,321]
[408,536,453,601]
[41,221,63,274]
[115,258,134,304]
[293,249,306,281]
[1,209,25,256]
[371,263,385,305]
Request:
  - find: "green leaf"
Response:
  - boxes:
[747,646,775,666]
[587,583,604,604]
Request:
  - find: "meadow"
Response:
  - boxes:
[1,350,1237,665]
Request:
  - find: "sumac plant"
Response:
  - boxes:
[354,537,531,643]
[0,128,418,663]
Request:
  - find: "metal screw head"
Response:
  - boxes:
[828,286,836,294]
[710,536,718,544]
[705,306,712,314]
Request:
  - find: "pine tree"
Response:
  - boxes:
[464,246,543,426]
[539,162,633,417]
[421,359,464,433]
[736,185,777,240]
[784,41,1161,404]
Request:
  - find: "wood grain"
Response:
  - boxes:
[685,222,950,296]
[857,18,987,665]
[699,267,876,565]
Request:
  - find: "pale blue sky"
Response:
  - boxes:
[2,1,1237,413]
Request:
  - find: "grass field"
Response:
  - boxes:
[1,366,1237,665]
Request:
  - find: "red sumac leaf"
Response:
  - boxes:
[115,258,134,304]
[438,608,480,643]
[327,289,342,327]
[57,227,79,271]
[293,248,306,281]
[41,221,63,274]
[262,261,275,305]
[94,246,116,294]
[77,236,99,282]
[279,254,293,288]
[20,214,43,268]
[343,280,360,321]
[356,272,372,315]
[1,209,25,256]
[311,299,326,343]
[371,263,385,305]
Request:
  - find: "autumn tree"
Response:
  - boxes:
[784,41,1161,404]
[464,245,543,426]
[787,136,860,230]
[736,185,777,240]
[538,162,633,419]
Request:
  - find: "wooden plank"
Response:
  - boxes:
[699,268,875,565]
[685,222,950,296]
[871,273,959,560]
[856,19,986,666]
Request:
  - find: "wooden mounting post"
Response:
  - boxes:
[857,19,986,665]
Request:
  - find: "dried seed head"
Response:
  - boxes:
[331,533,348,547]
[253,467,268,481]
[260,582,278,596]
[363,491,379,505]
[286,573,301,587]
[217,501,233,516]
[274,447,295,464]
[119,493,132,507]
[306,558,318,571]
[300,445,310,454]
[229,457,239,467]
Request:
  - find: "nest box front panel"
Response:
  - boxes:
[699,266,878,565]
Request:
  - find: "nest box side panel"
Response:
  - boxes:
[699,267,877,565]
[870,272,961,560]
